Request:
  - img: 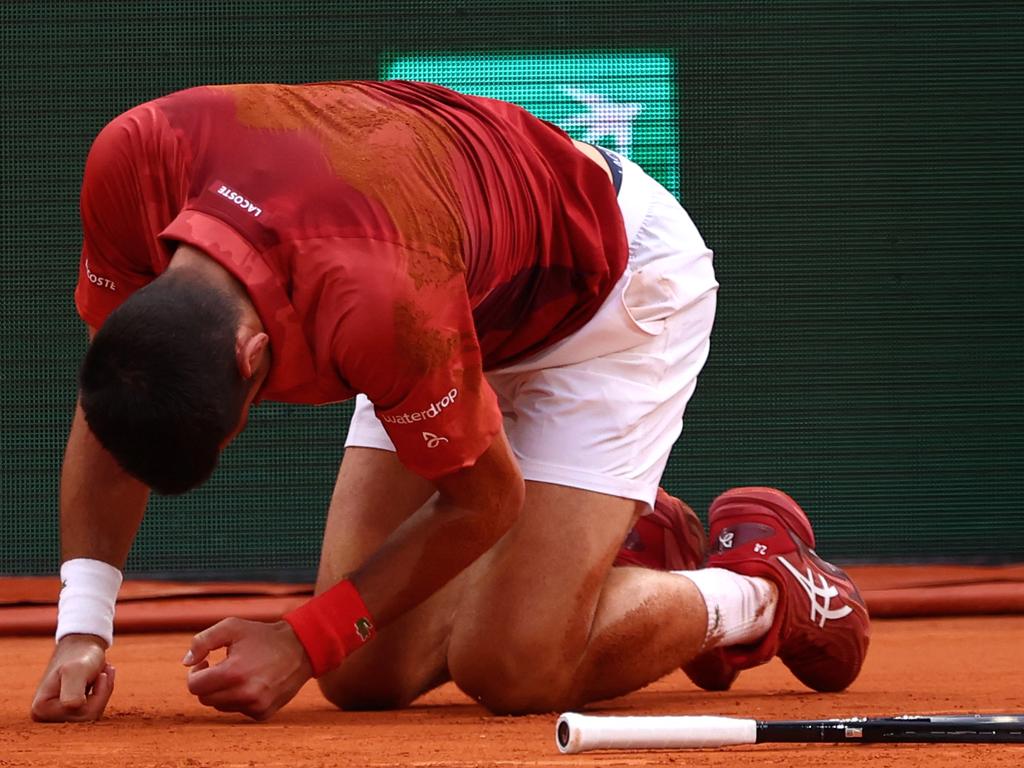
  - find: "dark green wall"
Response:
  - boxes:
[2,2,1021,577]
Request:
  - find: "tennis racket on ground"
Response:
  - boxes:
[555,712,1024,753]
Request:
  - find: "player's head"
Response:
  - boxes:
[79,270,267,495]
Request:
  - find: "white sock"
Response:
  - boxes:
[674,568,778,651]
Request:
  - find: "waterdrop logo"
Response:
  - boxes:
[381,389,459,425]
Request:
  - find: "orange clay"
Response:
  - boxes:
[2,617,1023,767]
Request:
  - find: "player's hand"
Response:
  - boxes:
[183,617,313,720]
[31,634,115,722]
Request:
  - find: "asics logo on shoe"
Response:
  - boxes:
[422,432,449,448]
[778,555,854,628]
[718,531,734,549]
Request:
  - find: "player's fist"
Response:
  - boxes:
[31,634,115,722]
[184,617,312,720]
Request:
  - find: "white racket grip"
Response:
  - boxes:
[556,713,758,753]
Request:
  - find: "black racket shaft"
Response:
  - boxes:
[758,714,1024,744]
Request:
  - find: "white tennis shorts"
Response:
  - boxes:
[345,152,718,508]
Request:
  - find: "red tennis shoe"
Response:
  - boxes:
[614,488,707,572]
[683,487,870,693]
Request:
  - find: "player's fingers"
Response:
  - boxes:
[30,664,63,718]
[195,684,253,709]
[183,659,210,692]
[197,683,276,720]
[33,666,114,723]
[77,665,116,721]
[30,681,65,723]
[32,697,101,723]
[185,617,241,666]
[186,657,245,697]
[30,698,65,722]
[58,660,94,709]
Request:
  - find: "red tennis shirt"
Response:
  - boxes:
[74,81,628,479]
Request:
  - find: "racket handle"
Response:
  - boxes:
[556,713,757,754]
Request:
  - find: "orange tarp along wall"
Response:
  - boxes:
[2,564,1024,636]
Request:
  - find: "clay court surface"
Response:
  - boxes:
[2,616,1021,767]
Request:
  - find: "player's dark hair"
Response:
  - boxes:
[79,271,251,495]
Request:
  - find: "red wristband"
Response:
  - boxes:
[282,579,376,677]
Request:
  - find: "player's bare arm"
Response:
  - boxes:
[350,428,523,626]
[182,430,523,720]
[31,329,151,723]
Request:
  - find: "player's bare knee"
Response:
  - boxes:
[457,667,574,715]
[449,637,575,714]
[317,670,414,711]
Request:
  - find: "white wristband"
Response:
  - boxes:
[56,558,123,647]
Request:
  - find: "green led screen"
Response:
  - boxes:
[2,2,1022,577]
[383,53,679,194]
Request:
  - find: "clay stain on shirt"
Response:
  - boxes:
[393,300,459,376]
[218,83,466,290]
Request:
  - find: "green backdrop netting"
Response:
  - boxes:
[2,2,1021,578]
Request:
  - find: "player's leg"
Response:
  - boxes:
[314,426,710,712]
[314,399,455,710]
[446,153,734,711]
[448,481,716,712]
[316,444,435,576]
[442,272,723,711]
